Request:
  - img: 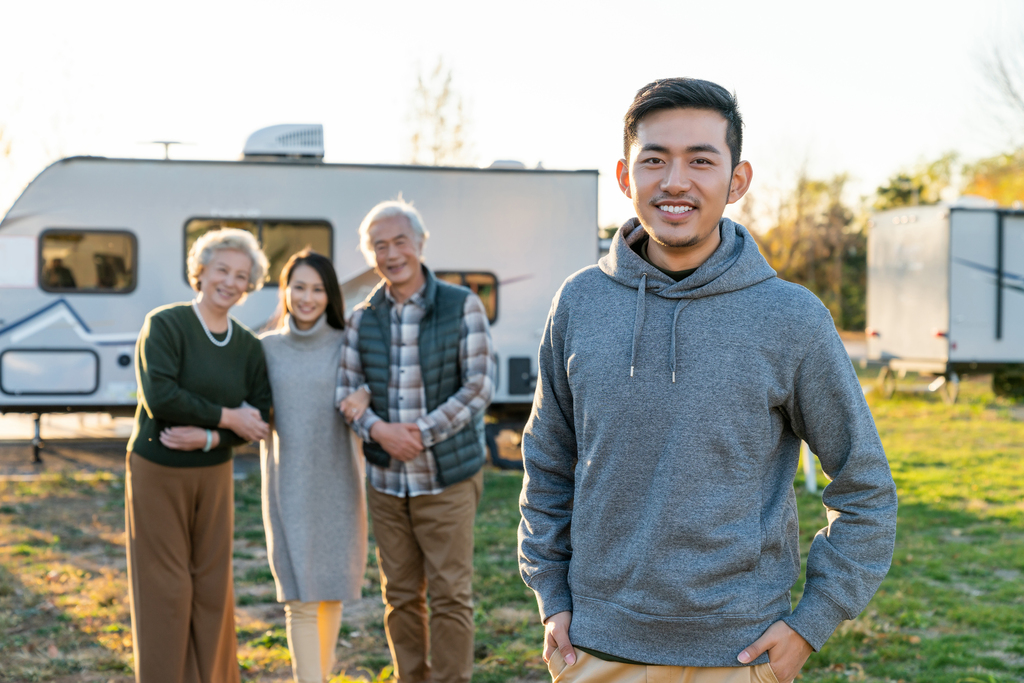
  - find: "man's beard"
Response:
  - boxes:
[647,230,706,249]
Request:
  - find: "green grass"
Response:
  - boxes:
[3,376,1022,681]
[794,377,1024,682]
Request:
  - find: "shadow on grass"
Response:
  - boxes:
[0,476,134,681]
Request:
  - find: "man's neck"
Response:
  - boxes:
[386,268,426,304]
[646,229,721,272]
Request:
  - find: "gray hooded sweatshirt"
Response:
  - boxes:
[518,218,897,666]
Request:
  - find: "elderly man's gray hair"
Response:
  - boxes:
[357,196,430,265]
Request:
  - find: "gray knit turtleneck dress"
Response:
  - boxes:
[259,314,367,603]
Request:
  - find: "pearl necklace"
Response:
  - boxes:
[191,300,232,347]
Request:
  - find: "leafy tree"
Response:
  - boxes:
[873,152,958,211]
[963,149,1024,207]
[756,172,866,330]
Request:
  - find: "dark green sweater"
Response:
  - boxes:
[128,302,272,467]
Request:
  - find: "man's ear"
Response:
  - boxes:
[727,160,753,204]
[616,158,632,199]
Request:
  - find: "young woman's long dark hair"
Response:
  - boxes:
[272,248,345,330]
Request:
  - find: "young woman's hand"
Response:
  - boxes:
[340,386,372,422]
[160,426,219,451]
[220,406,270,442]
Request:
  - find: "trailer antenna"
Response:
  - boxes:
[144,141,188,160]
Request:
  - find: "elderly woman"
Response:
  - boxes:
[125,227,273,683]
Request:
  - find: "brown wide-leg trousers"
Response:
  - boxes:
[125,452,240,683]
[368,470,483,683]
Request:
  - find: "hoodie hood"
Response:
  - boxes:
[599,217,776,299]
[598,217,776,381]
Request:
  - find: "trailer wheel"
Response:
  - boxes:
[993,367,1024,401]
[485,425,524,471]
[941,372,960,405]
[877,367,896,399]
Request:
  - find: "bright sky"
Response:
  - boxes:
[2,0,1022,228]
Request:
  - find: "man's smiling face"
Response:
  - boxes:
[368,214,423,289]
[618,107,750,263]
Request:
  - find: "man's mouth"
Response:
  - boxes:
[652,198,698,218]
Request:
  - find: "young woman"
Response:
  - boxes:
[126,228,272,683]
[259,249,370,683]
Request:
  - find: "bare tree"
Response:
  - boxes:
[0,124,11,160]
[980,32,1024,142]
[408,58,471,166]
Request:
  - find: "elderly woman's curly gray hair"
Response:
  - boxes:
[187,228,269,294]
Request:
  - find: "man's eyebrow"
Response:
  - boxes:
[638,142,723,155]
[686,143,723,155]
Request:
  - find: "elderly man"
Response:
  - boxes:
[338,198,495,683]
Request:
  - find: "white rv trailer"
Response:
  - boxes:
[866,203,1024,403]
[0,134,598,457]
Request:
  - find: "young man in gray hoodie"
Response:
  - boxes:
[518,78,898,683]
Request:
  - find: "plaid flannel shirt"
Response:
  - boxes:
[337,283,495,497]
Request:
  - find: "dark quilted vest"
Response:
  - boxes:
[357,267,487,486]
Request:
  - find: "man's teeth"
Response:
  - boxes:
[660,205,693,214]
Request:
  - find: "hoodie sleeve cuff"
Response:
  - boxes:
[526,569,573,622]
[783,585,850,651]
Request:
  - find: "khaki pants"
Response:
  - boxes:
[367,470,483,683]
[125,453,239,683]
[548,651,780,683]
[284,600,343,683]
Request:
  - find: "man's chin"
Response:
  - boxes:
[648,230,703,250]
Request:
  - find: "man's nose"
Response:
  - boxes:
[660,160,691,194]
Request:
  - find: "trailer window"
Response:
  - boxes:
[40,230,136,293]
[262,221,332,283]
[184,219,332,286]
[435,271,498,323]
[185,219,258,258]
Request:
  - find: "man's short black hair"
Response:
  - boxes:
[623,78,743,169]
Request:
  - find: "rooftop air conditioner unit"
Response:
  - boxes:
[243,124,324,160]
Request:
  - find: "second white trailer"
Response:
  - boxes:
[866,203,1024,402]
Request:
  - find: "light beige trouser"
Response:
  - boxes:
[284,600,343,683]
[547,650,780,683]
[125,453,240,683]
[367,470,483,683]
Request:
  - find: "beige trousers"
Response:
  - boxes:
[284,600,343,683]
[125,453,239,683]
[367,470,483,683]
[547,650,780,683]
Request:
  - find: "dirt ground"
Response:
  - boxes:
[0,423,528,682]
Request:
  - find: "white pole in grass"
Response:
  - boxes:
[801,442,817,494]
